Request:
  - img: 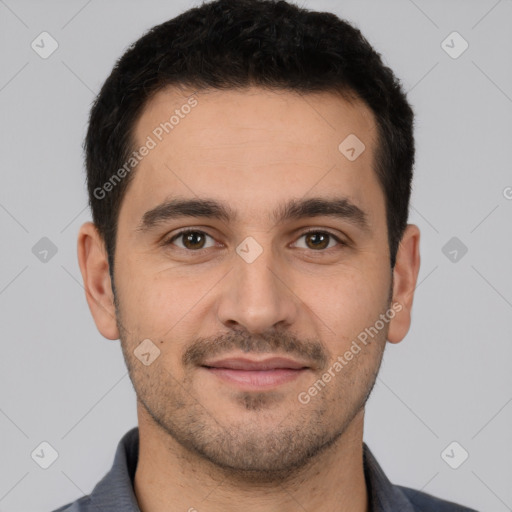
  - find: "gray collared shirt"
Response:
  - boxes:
[52,427,478,512]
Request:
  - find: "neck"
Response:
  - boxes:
[133,405,369,512]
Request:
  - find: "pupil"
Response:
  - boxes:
[186,232,204,249]
[308,233,328,250]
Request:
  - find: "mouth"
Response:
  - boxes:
[200,356,311,390]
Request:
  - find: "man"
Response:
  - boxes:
[54,0,478,510]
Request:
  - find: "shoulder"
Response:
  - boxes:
[397,485,480,512]
[50,495,93,512]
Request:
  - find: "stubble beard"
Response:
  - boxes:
[115,294,388,484]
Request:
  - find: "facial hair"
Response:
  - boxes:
[115,294,389,484]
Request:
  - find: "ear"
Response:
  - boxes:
[77,222,120,340]
[387,224,421,344]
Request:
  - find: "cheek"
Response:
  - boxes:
[119,248,173,303]
[116,266,220,351]
[301,264,389,338]
[115,266,178,339]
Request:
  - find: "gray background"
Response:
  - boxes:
[1,0,511,511]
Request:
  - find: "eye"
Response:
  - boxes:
[164,229,346,253]
[292,230,345,251]
[166,230,217,251]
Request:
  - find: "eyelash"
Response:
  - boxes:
[164,228,347,253]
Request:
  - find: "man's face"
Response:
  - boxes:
[112,86,394,479]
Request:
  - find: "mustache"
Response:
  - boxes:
[182,330,329,370]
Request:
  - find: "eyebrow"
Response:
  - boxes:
[137,196,370,233]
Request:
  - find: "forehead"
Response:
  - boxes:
[123,85,382,227]
[135,85,377,157]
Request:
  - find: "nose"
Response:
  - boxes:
[216,240,299,334]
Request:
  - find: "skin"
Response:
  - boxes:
[78,86,420,512]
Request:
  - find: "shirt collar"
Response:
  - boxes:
[85,427,141,511]
[362,441,416,512]
[86,426,415,512]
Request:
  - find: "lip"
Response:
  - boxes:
[201,356,310,390]
[203,356,309,370]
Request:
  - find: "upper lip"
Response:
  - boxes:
[202,356,309,371]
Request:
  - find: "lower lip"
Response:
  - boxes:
[203,367,307,389]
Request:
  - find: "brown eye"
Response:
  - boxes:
[167,230,215,251]
[293,231,344,251]
[305,232,329,250]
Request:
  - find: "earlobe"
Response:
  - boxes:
[77,222,120,340]
[387,224,421,344]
